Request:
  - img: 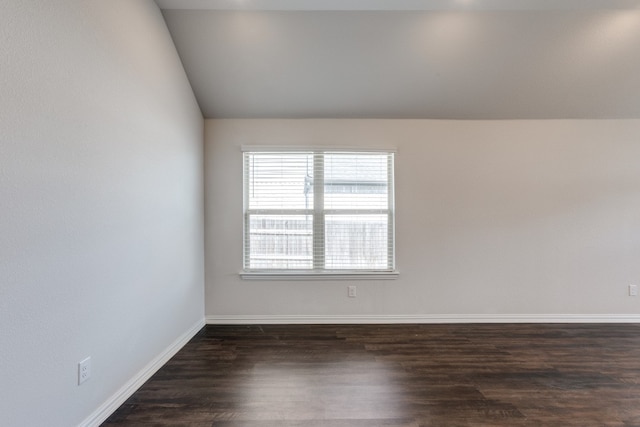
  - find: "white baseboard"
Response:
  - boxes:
[206,314,640,324]
[78,318,205,427]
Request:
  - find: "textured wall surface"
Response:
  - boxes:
[204,119,640,319]
[0,1,204,425]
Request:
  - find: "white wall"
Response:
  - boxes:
[0,1,204,426]
[205,119,640,321]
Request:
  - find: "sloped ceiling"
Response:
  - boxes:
[158,1,640,119]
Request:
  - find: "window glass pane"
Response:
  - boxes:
[248,214,313,269]
[247,153,314,210]
[325,214,389,269]
[324,153,388,210]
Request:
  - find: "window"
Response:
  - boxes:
[242,148,396,278]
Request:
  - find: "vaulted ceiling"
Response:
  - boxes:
[158,0,640,119]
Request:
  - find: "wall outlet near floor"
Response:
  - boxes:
[348,285,357,298]
[629,285,638,297]
[78,357,91,385]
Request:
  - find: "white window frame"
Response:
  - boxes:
[240,146,398,280]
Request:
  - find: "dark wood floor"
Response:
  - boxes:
[103,323,640,426]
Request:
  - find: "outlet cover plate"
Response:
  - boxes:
[78,357,91,385]
[348,286,357,298]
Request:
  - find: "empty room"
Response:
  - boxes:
[2,0,640,426]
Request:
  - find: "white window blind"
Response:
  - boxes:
[243,149,395,274]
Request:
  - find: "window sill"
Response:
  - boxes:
[239,270,399,281]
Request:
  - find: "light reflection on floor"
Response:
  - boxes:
[237,354,410,422]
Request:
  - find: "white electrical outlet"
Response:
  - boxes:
[348,286,357,298]
[629,285,638,297]
[78,357,91,385]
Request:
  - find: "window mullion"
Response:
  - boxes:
[387,153,395,270]
[313,152,325,270]
[243,154,250,269]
